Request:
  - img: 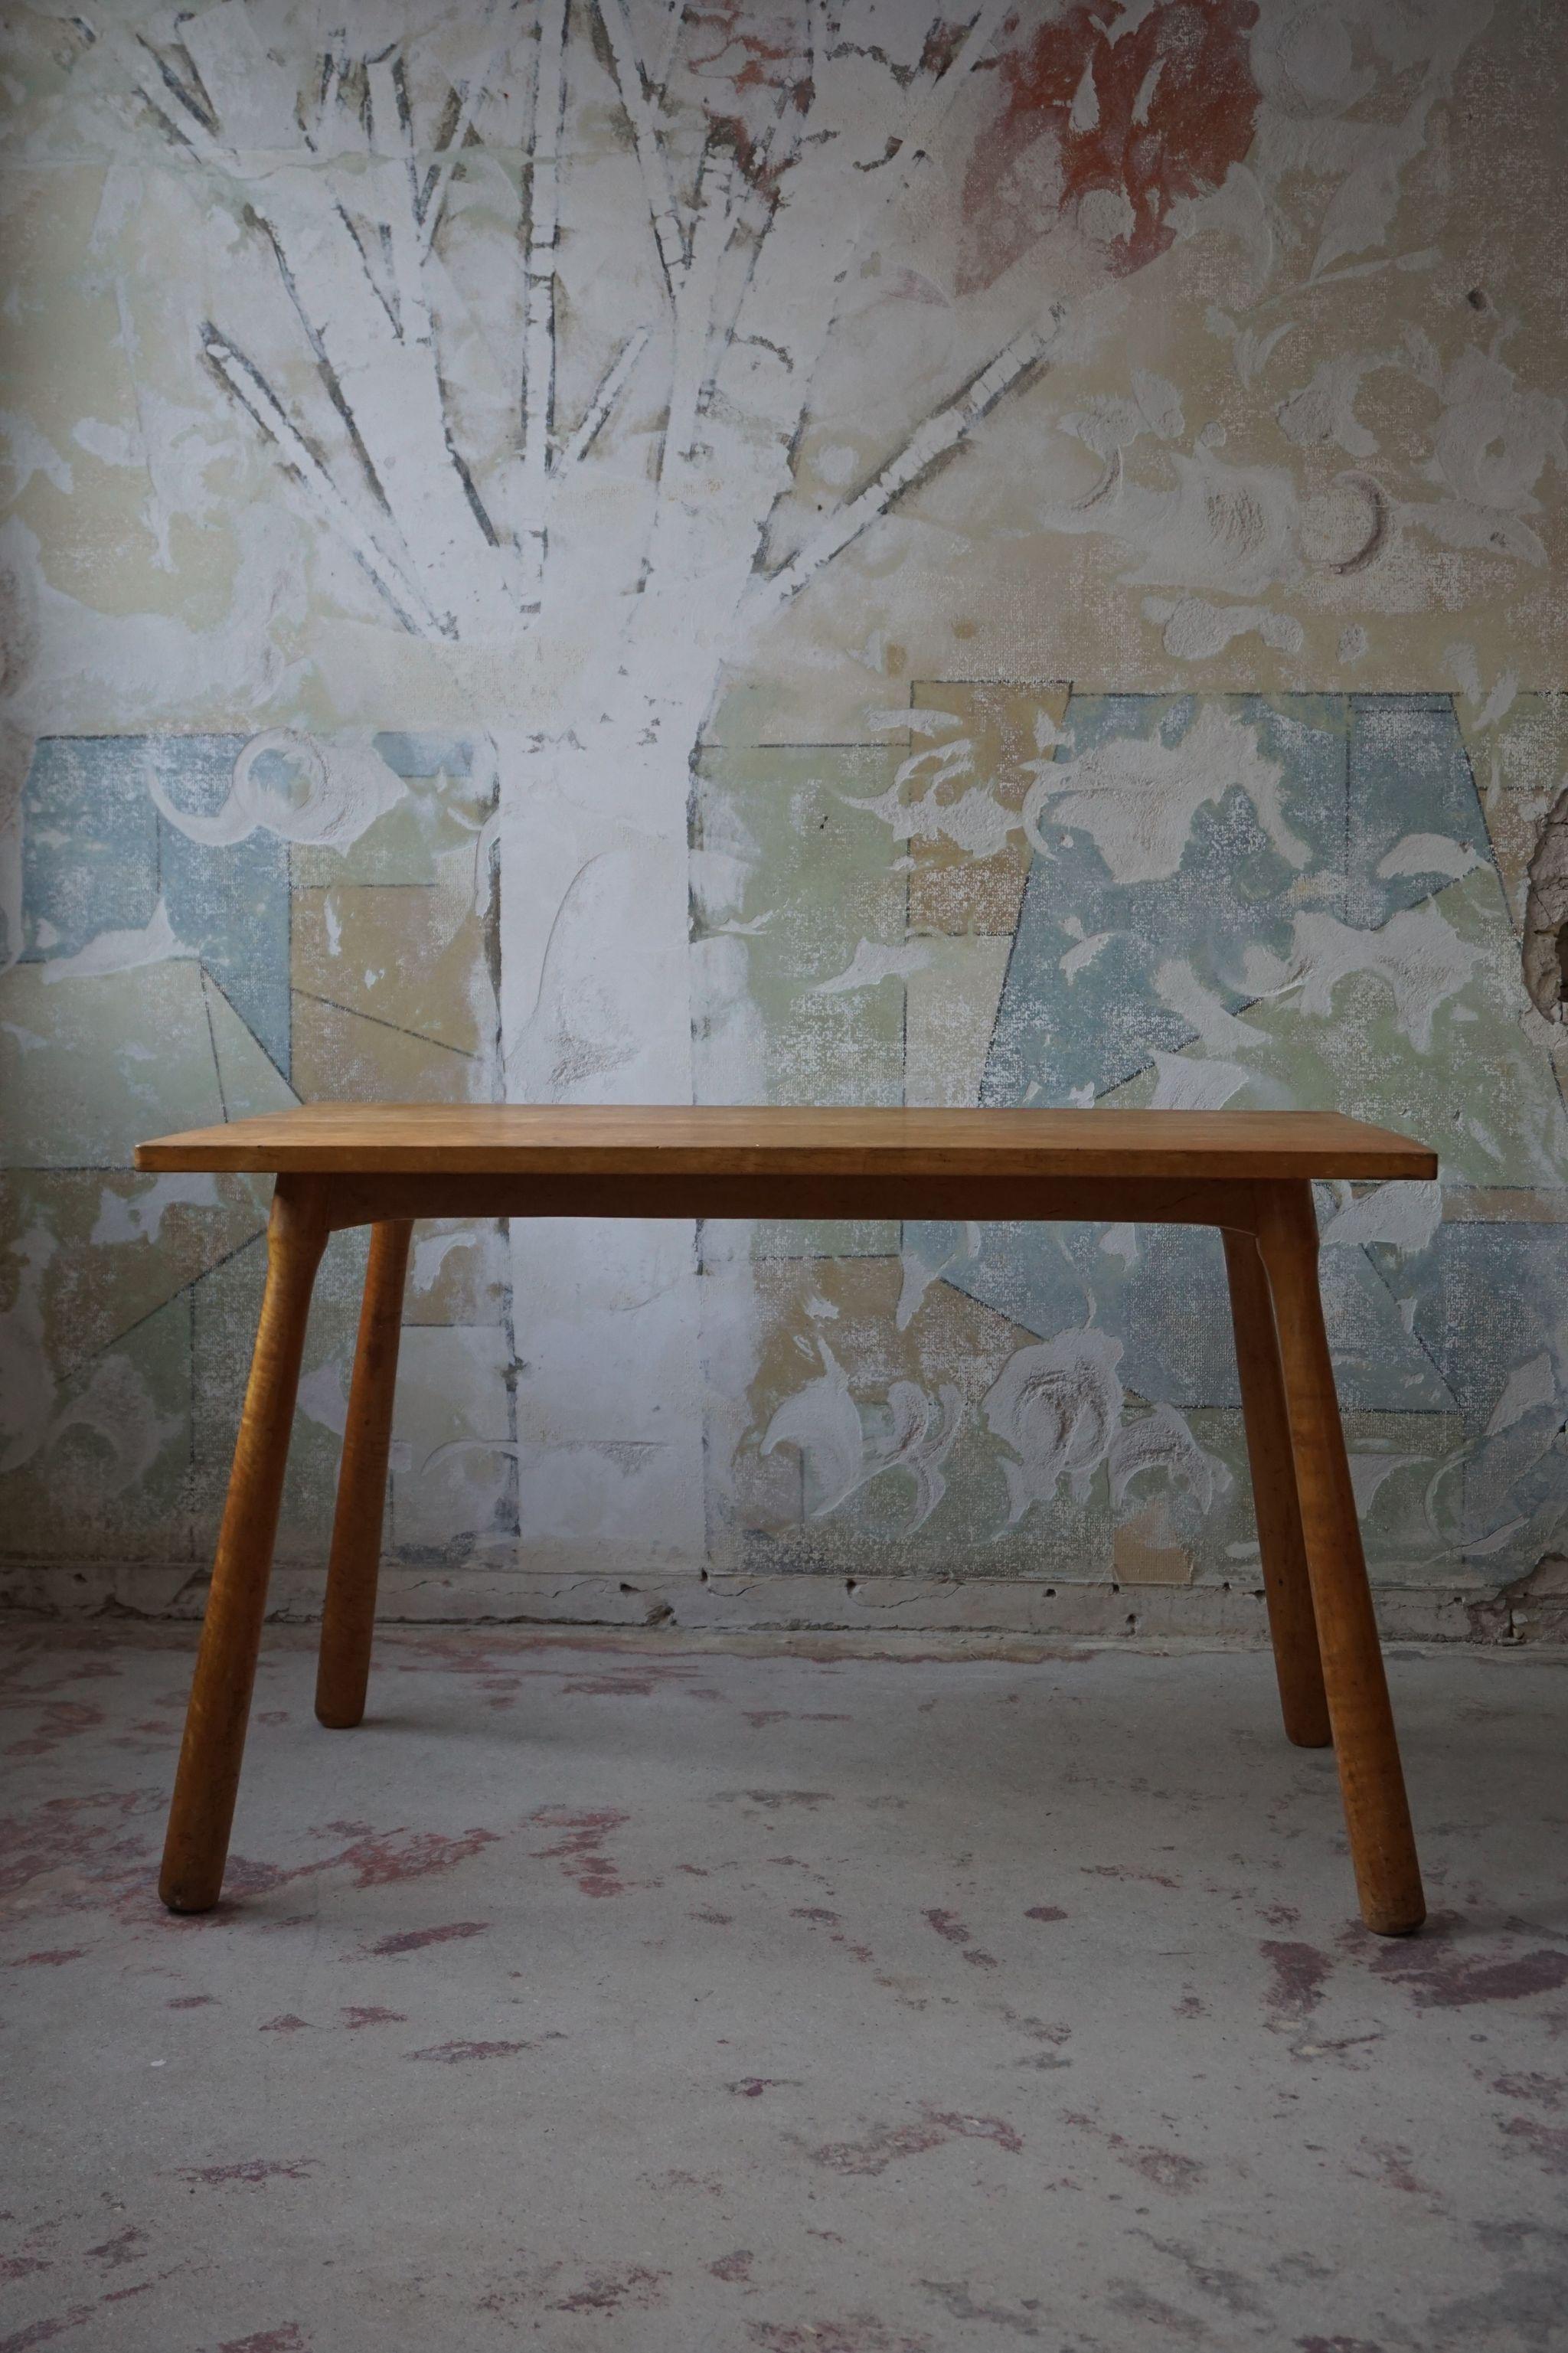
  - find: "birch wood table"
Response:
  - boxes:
[135,1104,1438,1935]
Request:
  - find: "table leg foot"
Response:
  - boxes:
[315,1220,412,1730]
[159,1179,329,1913]
[1223,1227,1331,1750]
[1256,1182,1426,1936]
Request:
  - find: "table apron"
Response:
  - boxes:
[303,1172,1269,1232]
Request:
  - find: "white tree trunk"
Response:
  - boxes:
[493,632,716,1570]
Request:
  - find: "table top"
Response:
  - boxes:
[134,1104,1438,1181]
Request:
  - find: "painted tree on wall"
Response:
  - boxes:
[95,0,1263,1564]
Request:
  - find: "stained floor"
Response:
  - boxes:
[2,1624,1566,2352]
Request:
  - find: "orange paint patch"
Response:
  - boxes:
[960,0,1261,292]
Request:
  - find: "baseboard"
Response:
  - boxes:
[2,1559,1557,1643]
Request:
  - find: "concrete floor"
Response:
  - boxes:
[2,1627,1566,2353]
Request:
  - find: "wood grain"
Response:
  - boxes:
[158,1178,329,1913]
[1223,1228,1331,1750]
[1255,1181,1426,1936]
[315,1220,412,1731]
[134,1103,1436,1182]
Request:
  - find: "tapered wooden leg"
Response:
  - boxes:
[1254,1182,1425,1936]
[1222,1227,1331,1750]
[159,1179,330,1913]
[315,1219,412,1730]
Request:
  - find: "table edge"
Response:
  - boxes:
[134,1142,1440,1180]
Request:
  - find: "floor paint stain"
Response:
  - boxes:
[1498,2114,1568,2174]
[1137,2237,1270,2321]
[332,1825,499,1889]
[746,2318,933,2351]
[217,1825,498,1907]
[1491,2071,1566,2106]
[528,1808,630,1897]
[1370,1924,1568,2009]
[720,1791,836,1811]
[0,2257,51,2287]
[99,2277,165,2306]
[0,2305,97,2350]
[1357,2139,1432,2197]
[83,2227,145,2270]
[173,2159,319,2186]
[1001,2011,1073,2070]
[362,1920,490,1956]
[921,2278,1044,2336]
[1067,2113,1204,2194]
[555,1674,666,1698]
[810,2108,1023,2177]
[550,2266,668,2313]
[0,1788,156,1912]
[1261,1940,1334,2020]
[3,1703,106,1760]
[790,1907,877,1967]
[404,2039,533,2063]
[1108,2283,1210,2341]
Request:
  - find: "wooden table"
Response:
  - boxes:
[136,1104,1438,1935]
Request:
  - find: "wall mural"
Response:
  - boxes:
[1,0,1565,1635]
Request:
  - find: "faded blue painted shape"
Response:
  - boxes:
[910,1215,1455,1413]
[1315,1244,1459,1414]
[371,732,479,780]
[1400,1220,1568,1577]
[1413,1221,1568,1423]
[1345,694,1487,926]
[943,692,1495,1417]
[1410,1222,1568,1559]
[20,734,291,1082]
[984,692,1489,1111]
[162,826,289,1080]
[910,1220,1237,1407]
[21,736,158,959]
[982,694,1349,1108]
[152,740,289,1078]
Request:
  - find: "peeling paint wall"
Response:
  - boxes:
[2,0,1566,1636]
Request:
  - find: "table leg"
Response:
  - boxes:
[1222,1227,1331,1750]
[159,1178,330,1913]
[315,1219,412,1730]
[1255,1181,1425,1936]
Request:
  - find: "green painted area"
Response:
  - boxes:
[693,742,908,1113]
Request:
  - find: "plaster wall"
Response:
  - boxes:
[2,0,1567,1638]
